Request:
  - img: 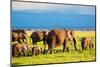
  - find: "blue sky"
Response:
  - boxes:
[12,1,96,29]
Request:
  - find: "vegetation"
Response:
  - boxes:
[12,31,96,66]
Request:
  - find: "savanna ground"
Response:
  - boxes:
[12,30,96,66]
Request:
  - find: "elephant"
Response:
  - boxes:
[30,31,48,53]
[12,43,29,57]
[81,37,94,50]
[32,45,43,56]
[12,29,27,44]
[46,29,77,54]
[30,31,48,45]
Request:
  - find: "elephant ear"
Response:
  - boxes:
[43,31,48,38]
[43,31,47,35]
[65,30,70,37]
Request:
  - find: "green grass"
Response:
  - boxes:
[12,31,96,66]
[12,49,95,65]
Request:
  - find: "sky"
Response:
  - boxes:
[12,1,96,29]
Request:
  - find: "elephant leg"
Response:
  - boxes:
[81,44,84,50]
[18,39,24,44]
[38,49,41,55]
[63,39,68,52]
[43,40,46,54]
[48,40,55,54]
[83,44,87,50]
[91,42,94,49]
[66,47,69,52]
[18,52,21,57]
[89,44,91,49]
[39,50,41,55]
[12,46,17,57]
[32,47,35,56]
[32,39,35,45]
[12,46,14,57]
[43,39,46,45]
[22,39,24,43]
[33,51,35,56]
[50,47,53,54]
[47,47,53,54]
[64,39,69,52]
[47,48,50,54]
[17,39,20,43]
[22,39,27,44]
[41,48,43,54]
[35,43,37,45]
[16,47,21,57]
[36,50,38,56]
[50,43,55,54]
[43,45,46,54]
[92,44,94,48]
[73,37,77,50]
[23,50,27,57]
[82,44,86,50]
[85,47,87,50]
[63,44,66,52]
[89,44,94,49]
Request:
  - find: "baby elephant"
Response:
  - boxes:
[81,37,94,50]
[32,45,43,56]
[12,43,29,57]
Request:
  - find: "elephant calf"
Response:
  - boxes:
[32,45,43,56]
[12,43,29,57]
[81,37,94,50]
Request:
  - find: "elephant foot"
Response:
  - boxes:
[75,48,77,51]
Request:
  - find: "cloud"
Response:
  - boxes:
[12,1,66,11]
[12,1,95,15]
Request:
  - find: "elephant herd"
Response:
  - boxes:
[12,29,94,57]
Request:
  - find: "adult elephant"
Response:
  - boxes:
[46,29,77,54]
[12,29,27,44]
[30,31,48,45]
[30,31,48,53]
